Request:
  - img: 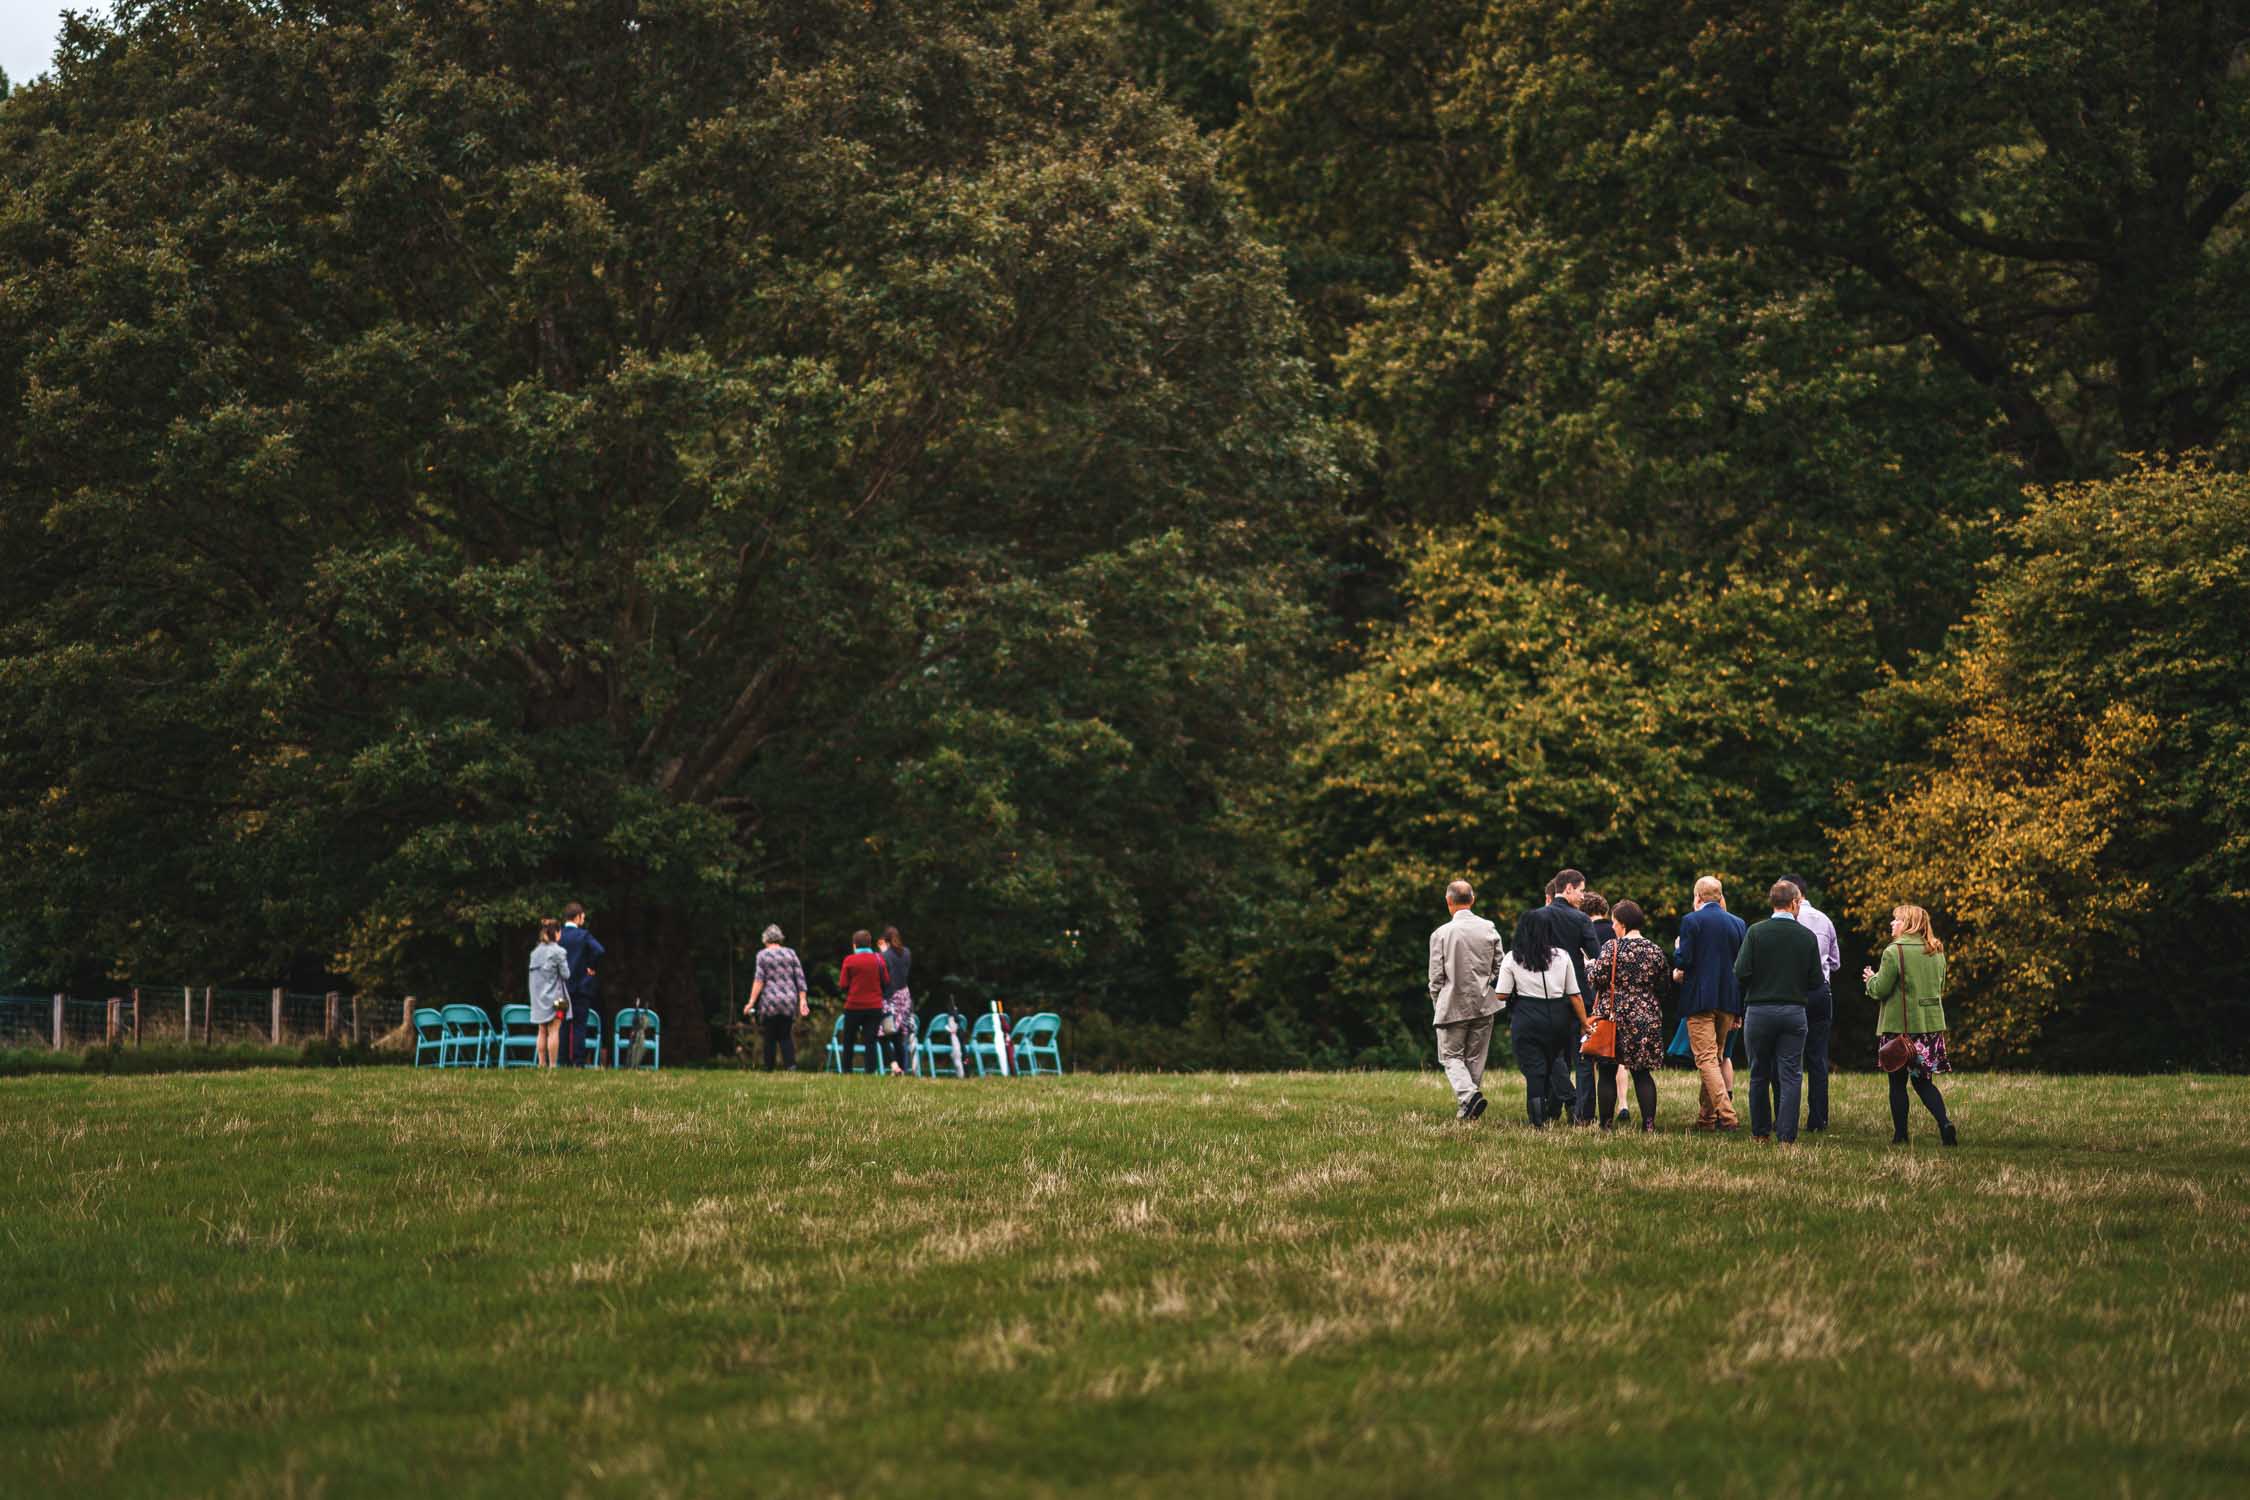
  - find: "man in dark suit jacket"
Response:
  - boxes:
[1673,875,1748,1130]
[557,900,606,1068]
[1733,880,1824,1144]
[1533,868,1605,1125]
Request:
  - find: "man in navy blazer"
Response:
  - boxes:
[558,900,605,1067]
[1536,868,1606,1124]
[1673,875,1747,1130]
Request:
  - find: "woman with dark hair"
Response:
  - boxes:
[838,930,889,1075]
[1586,899,1667,1131]
[877,925,915,1075]
[1495,908,1584,1126]
[1864,904,1958,1146]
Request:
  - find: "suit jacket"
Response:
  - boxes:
[1428,908,1503,1025]
[1539,897,1605,999]
[1735,913,1823,1006]
[1673,901,1747,1017]
[558,923,606,1004]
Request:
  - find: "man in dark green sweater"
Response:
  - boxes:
[1733,880,1824,1144]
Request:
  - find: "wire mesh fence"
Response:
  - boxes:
[0,996,49,1048]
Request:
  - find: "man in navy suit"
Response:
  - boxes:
[1672,875,1747,1130]
[1536,868,1606,1124]
[558,900,605,1067]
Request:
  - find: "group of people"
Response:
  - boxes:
[1429,868,1958,1145]
[525,902,605,1067]
[524,913,915,1072]
[740,924,914,1073]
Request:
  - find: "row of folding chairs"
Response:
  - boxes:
[413,1004,663,1069]
[823,1010,1064,1077]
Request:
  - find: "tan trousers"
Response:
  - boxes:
[1685,1011,1739,1127]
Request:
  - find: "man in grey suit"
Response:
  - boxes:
[1429,878,1503,1121]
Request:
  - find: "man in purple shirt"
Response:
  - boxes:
[1781,875,1841,1132]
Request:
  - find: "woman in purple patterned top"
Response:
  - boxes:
[741,925,809,1071]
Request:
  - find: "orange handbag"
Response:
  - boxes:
[1581,949,1618,1060]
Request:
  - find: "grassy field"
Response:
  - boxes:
[4,1069,2247,1498]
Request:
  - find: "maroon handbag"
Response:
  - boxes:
[1876,947,1914,1072]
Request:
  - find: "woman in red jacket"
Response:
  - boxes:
[837,930,889,1075]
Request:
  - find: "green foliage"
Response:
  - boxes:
[1834,460,2250,1066]
[0,0,1341,1049]
[1224,519,1878,1052]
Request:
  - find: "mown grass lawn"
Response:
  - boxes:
[3,1069,2246,1498]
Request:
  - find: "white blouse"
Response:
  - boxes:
[1493,951,1579,1000]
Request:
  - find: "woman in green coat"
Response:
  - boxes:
[1861,904,1958,1147]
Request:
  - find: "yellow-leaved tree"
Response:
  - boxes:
[1834,460,2250,1066]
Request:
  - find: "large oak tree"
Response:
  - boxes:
[0,0,1341,1048]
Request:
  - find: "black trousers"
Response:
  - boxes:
[839,1009,884,1074]
[1508,998,1575,1127]
[1803,983,1834,1129]
[758,1014,796,1071]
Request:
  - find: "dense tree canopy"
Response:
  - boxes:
[0,0,1341,1048]
[3,1,2246,1068]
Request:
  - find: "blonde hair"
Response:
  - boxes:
[1891,904,1944,956]
[1693,875,1724,903]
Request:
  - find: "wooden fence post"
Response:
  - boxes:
[51,993,64,1051]
[202,985,212,1047]
[324,992,339,1041]
[349,993,360,1046]
[402,995,414,1035]
[183,985,192,1042]
[132,987,142,1046]
[107,998,121,1045]
[271,987,284,1046]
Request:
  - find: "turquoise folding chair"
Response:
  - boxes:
[440,1003,496,1067]
[1011,1012,1064,1076]
[826,1012,886,1074]
[611,1007,661,1069]
[497,1005,539,1068]
[579,1006,602,1068]
[965,1012,1013,1077]
[918,1011,969,1078]
[413,1007,447,1067]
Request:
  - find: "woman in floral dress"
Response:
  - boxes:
[1585,899,1669,1131]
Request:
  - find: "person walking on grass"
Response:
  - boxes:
[878,926,915,1076]
[557,901,604,1067]
[1674,875,1747,1131]
[1780,873,1842,1132]
[1497,908,1585,1128]
[742,924,809,1071]
[1535,869,1606,1124]
[529,919,572,1069]
[1586,899,1667,1131]
[1865,904,1959,1147]
[837,929,889,1075]
[1733,881,1823,1145]
[1429,879,1504,1122]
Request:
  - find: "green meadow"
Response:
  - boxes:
[4,1070,2246,1498]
